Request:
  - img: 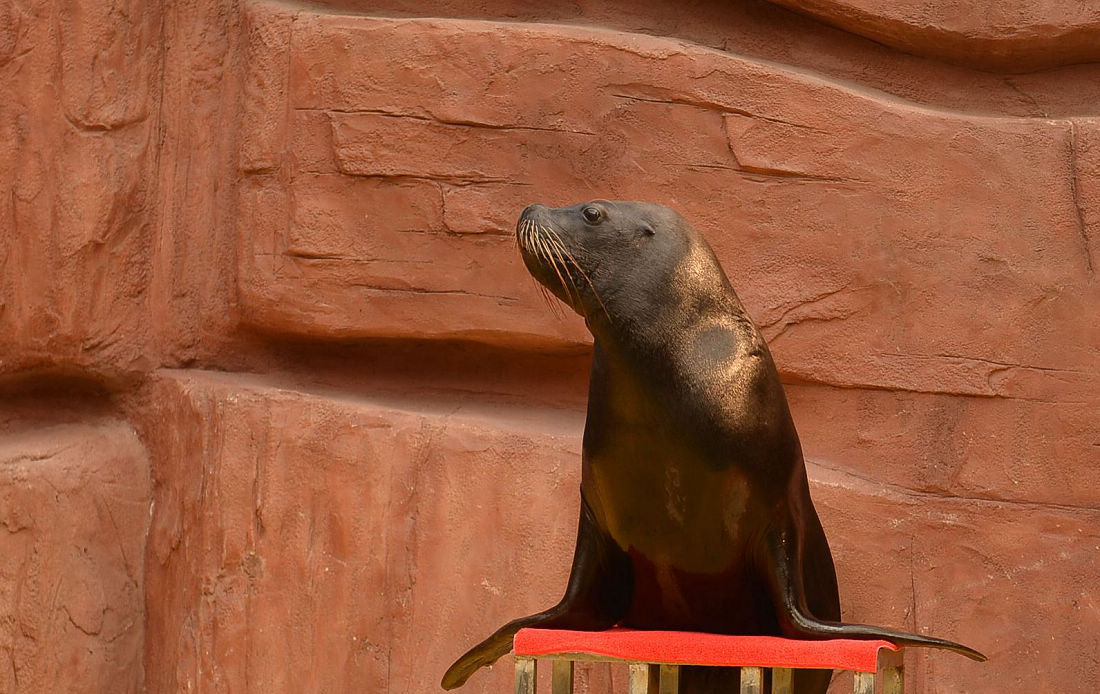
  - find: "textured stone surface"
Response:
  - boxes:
[786,384,1100,509]
[814,465,1100,694]
[0,0,160,379]
[0,0,249,380]
[0,418,151,693]
[307,0,1100,117]
[143,370,592,693]
[238,10,1100,403]
[144,370,1098,694]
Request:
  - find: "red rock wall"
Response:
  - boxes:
[1,1,1098,692]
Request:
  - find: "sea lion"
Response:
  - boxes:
[441,201,985,693]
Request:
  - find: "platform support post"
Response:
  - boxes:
[740,666,764,694]
[550,660,573,694]
[880,648,904,694]
[629,663,660,694]
[772,667,793,694]
[853,671,875,694]
[658,664,679,694]
[515,657,536,694]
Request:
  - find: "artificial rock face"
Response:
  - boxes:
[1,1,1098,693]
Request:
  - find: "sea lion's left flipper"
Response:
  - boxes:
[763,525,988,662]
[440,495,633,690]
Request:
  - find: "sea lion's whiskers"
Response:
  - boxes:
[535,280,562,318]
[529,236,559,315]
[533,226,550,263]
[556,249,583,308]
[537,225,582,308]
[544,228,611,323]
[517,219,558,316]
[544,245,571,300]
[539,231,583,308]
[518,219,532,252]
[532,230,566,319]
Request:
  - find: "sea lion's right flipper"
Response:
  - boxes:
[440,495,633,690]
[762,525,987,662]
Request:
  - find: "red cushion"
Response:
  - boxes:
[513,628,898,673]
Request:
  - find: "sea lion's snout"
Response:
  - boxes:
[516,203,546,255]
[517,203,549,234]
[520,203,547,219]
[516,204,544,249]
[515,202,596,317]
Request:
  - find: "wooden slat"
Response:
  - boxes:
[658,664,679,694]
[550,660,574,694]
[629,663,660,694]
[853,671,875,694]
[740,666,764,694]
[883,665,904,694]
[772,667,794,694]
[515,657,536,694]
[879,646,904,694]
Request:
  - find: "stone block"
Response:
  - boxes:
[814,464,1100,693]
[0,419,151,693]
[786,383,1100,508]
[0,0,159,378]
[144,370,588,693]
[767,0,1100,70]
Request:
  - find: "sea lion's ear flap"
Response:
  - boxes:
[640,223,656,236]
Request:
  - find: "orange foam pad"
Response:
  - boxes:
[513,628,898,673]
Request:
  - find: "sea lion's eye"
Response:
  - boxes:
[582,207,603,225]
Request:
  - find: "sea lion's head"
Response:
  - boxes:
[516,201,730,333]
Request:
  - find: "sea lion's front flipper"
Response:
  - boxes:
[440,495,633,690]
[763,525,988,662]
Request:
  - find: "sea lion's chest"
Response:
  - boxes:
[582,423,760,575]
[579,337,781,574]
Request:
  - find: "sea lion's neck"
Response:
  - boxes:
[588,284,755,366]
[584,273,800,470]
[586,235,750,349]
